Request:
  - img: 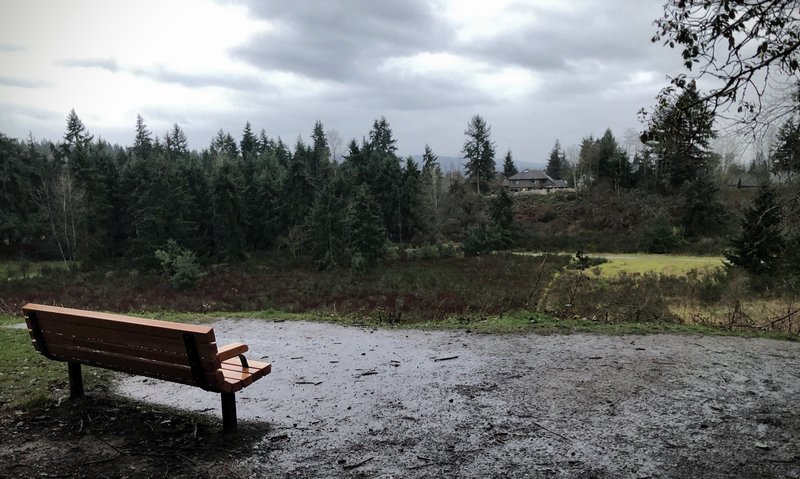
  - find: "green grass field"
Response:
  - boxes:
[587,253,725,278]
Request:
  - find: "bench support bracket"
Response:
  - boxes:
[68,362,84,398]
[221,392,237,433]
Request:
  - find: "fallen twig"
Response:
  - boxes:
[342,456,374,470]
[434,356,459,362]
[530,421,570,442]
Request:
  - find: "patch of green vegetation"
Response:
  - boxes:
[129,309,797,341]
[411,310,797,340]
[130,309,319,324]
[587,253,724,278]
[0,314,112,410]
[0,260,70,281]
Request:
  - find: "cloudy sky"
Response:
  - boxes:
[0,0,686,165]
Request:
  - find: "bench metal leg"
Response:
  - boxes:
[221,392,237,433]
[68,362,84,398]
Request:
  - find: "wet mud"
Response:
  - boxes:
[116,320,800,478]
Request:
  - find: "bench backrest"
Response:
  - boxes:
[23,304,225,391]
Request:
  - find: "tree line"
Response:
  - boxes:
[0,112,515,273]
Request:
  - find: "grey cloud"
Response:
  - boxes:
[60,57,262,91]
[59,57,120,72]
[0,44,25,53]
[0,76,51,88]
[234,0,453,82]
[466,1,665,73]
[353,72,493,111]
[129,65,264,91]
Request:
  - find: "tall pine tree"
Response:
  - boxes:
[502,150,518,178]
[726,182,784,275]
[545,140,564,179]
[462,115,496,194]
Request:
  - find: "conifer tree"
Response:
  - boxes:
[211,159,247,260]
[771,117,800,178]
[133,114,153,159]
[726,183,785,275]
[681,174,726,237]
[347,185,387,266]
[63,109,93,151]
[489,187,514,232]
[545,141,564,179]
[421,145,444,241]
[310,120,330,179]
[644,82,716,187]
[369,117,397,156]
[240,122,258,160]
[462,115,496,194]
[398,157,423,243]
[165,123,189,161]
[503,150,518,178]
[305,175,348,269]
[283,141,315,225]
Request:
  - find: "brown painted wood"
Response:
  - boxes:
[45,343,224,387]
[221,358,271,375]
[23,304,215,342]
[217,342,248,362]
[35,320,219,359]
[220,368,254,387]
[40,332,221,370]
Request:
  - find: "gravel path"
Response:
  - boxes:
[117,320,800,478]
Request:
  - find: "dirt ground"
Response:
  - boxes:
[4,319,800,478]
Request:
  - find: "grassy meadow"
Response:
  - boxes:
[586,253,724,278]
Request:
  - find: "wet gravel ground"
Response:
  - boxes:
[117,320,800,478]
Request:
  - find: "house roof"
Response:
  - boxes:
[508,169,550,181]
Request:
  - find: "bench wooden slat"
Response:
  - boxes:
[23,304,216,343]
[36,331,221,371]
[219,359,272,393]
[31,320,220,364]
[34,319,219,355]
[44,343,224,387]
[220,368,254,387]
[221,358,271,376]
[217,342,248,362]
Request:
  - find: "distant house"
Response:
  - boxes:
[503,169,568,192]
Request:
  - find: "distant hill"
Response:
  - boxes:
[410,155,545,173]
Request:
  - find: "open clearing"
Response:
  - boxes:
[588,253,724,278]
[107,319,800,478]
[514,251,724,278]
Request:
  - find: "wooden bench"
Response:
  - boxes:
[22,303,271,432]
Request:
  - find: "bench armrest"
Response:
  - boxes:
[217,342,248,362]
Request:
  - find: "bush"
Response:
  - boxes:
[541,270,679,323]
[639,209,685,253]
[154,240,206,289]
[350,253,367,274]
[463,223,511,256]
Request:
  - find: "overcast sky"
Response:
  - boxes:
[0,0,687,165]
